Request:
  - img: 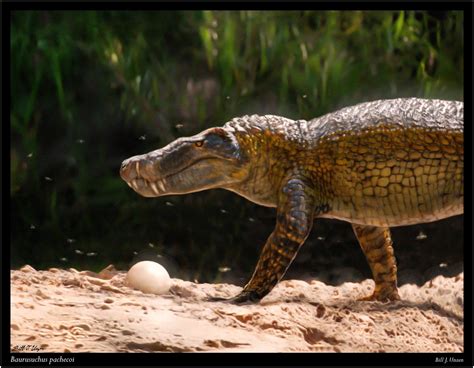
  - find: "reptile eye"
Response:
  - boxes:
[194,141,204,147]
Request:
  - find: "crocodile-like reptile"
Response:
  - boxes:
[120,98,463,304]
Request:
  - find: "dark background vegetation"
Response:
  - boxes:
[10,11,463,286]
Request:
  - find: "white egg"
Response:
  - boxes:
[126,261,171,295]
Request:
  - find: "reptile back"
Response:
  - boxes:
[305,98,463,226]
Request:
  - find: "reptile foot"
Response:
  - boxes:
[358,290,401,302]
[207,290,261,305]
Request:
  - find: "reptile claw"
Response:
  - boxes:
[206,296,229,302]
[207,291,261,305]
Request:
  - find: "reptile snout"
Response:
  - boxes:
[121,155,158,180]
[120,156,139,182]
[120,155,164,197]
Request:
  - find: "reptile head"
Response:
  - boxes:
[120,127,249,197]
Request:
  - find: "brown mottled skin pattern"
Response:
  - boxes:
[120,98,464,304]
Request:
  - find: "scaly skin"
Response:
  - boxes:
[120,98,463,303]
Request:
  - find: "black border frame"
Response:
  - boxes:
[1,1,473,367]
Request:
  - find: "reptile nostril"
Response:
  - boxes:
[120,160,138,181]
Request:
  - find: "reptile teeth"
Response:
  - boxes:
[157,180,165,192]
[127,182,133,189]
[131,179,138,190]
[135,162,140,177]
[150,182,160,195]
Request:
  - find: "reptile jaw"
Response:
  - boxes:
[121,146,245,197]
[121,156,171,197]
[129,177,167,197]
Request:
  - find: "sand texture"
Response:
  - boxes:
[11,265,463,353]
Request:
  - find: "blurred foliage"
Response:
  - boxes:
[10,11,463,282]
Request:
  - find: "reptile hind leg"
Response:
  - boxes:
[352,224,400,301]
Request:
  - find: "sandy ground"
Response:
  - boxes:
[10,265,463,353]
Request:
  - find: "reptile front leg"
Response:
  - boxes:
[209,177,318,304]
[352,224,400,301]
